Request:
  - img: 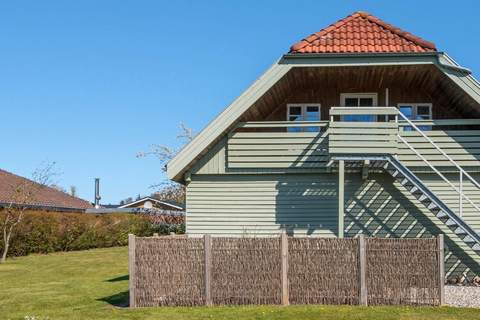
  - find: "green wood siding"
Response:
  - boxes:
[417,173,480,232]
[329,122,398,155]
[186,174,339,237]
[398,130,480,167]
[227,131,329,169]
[186,172,480,279]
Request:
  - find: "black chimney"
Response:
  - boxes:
[94,178,101,208]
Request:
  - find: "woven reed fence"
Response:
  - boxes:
[129,234,444,307]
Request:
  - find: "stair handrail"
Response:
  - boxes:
[397,112,480,190]
[397,134,480,215]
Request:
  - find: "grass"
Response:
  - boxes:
[0,247,479,320]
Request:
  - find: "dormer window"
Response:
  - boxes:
[287,104,321,132]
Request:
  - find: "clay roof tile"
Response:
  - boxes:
[289,11,436,54]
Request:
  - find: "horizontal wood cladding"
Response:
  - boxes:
[227,131,329,169]
[398,130,480,167]
[219,127,480,172]
[186,173,480,279]
[329,122,398,155]
[186,174,339,237]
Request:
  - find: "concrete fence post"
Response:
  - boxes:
[204,234,212,306]
[128,234,136,308]
[358,234,367,306]
[281,231,289,305]
[437,234,445,305]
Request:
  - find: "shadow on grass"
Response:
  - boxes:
[107,274,129,282]
[98,291,130,308]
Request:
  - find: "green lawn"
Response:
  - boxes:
[0,247,478,320]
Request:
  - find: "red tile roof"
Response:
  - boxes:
[0,169,93,210]
[290,11,436,54]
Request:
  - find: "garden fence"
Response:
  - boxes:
[128,234,444,307]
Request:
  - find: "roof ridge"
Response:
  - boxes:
[289,11,436,53]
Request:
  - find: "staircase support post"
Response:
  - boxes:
[338,160,345,238]
[437,234,445,305]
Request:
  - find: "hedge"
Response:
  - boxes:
[0,210,184,257]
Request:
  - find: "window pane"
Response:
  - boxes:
[289,115,302,122]
[289,106,302,115]
[344,98,358,107]
[305,106,320,121]
[399,106,413,119]
[359,98,374,106]
[417,106,431,116]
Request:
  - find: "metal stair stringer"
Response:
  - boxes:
[331,155,480,253]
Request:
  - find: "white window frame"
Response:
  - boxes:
[340,93,378,107]
[286,103,321,121]
[397,103,433,120]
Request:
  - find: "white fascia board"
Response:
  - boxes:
[437,53,480,105]
[167,60,292,181]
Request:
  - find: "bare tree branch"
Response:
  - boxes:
[137,123,194,203]
[0,162,60,263]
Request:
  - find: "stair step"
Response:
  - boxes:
[390,170,400,178]
[455,227,467,235]
[382,158,480,250]
[436,211,448,219]
[418,194,428,202]
[409,186,421,194]
[446,219,458,227]
[400,178,410,186]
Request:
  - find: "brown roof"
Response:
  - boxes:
[290,11,436,54]
[0,169,93,210]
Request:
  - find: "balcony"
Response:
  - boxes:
[227,107,480,170]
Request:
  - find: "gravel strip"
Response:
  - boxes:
[445,285,480,308]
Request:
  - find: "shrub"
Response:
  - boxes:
[0,210,184,257]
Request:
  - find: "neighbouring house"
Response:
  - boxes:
[119,197,184,211]
[167,11,480,280]
[86,197,184,218]
[0,169,93,212]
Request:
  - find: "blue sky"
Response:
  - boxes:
[1,0,479,203]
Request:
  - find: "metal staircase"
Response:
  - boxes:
[332,155,480,254]
[329,107,480,253]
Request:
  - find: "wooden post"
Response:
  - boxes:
[358,234,367,306]
[338,160,345,238]
[128,234,136,308]
[437,234,445,305]
[204,234,212,306]
[281,231,289,305]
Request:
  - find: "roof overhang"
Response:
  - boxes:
[167,52,480,183]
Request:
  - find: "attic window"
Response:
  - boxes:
[287,104,321,132]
